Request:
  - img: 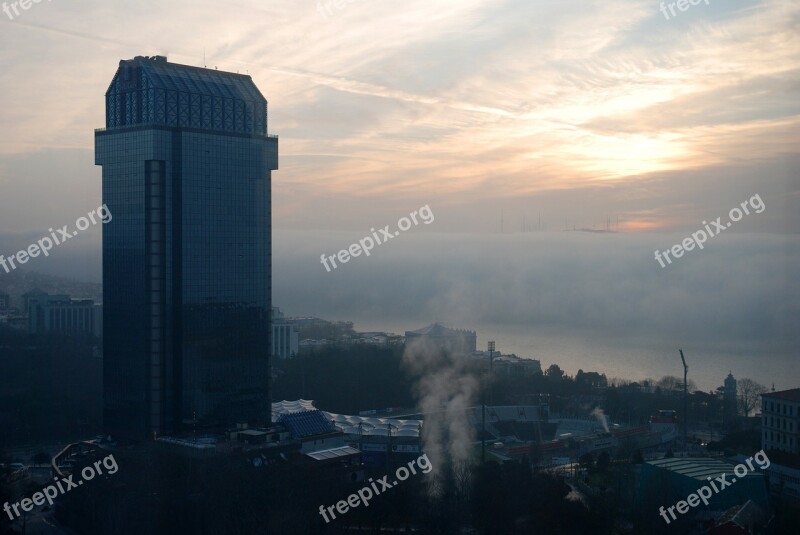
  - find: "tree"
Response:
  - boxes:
[738,378,767,416]
[595,451,611,474]
[578,453,594,473]
[576,370,607,389]
[545,364,564,381]
[657,375,696,392]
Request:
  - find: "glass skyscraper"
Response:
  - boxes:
[95,55,278,439]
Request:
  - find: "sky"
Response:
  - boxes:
[0,0,798,390]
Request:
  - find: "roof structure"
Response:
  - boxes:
[102,55,269,134]
[762,388,800,402]
[305,446,361,461]
[272,399,316,418]
[715,500,766,530]
[277,410,337,438]
[272,399,423,438]
[406,323,474,336]
[646,457,760,481]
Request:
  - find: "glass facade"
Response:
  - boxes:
[96,56,278,439]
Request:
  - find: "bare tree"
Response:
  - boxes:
[657,375,697,392]
[738,378,767,416]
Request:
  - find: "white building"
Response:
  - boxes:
[761,388,800,502]
[761,388,800,454]
[271,307,299,359]
[28,294,102,338]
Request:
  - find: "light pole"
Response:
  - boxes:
[679,350,688,453]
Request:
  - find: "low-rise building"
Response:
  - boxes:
[277,409,346,454]
[28,293,102,338]
[761,388,800,455]
[405,322,476,354]
[760,388,800,502]
[637,457,770,514]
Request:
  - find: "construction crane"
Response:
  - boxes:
[679,350,688,453]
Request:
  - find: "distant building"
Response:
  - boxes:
[22,288,46,313]
[649,410,678,445]
[761,388,800,455]
[0,291,9,309]
[272,308,299,359]
[485,353,542,376]
[758,388,800,502]
[405,323,476,354]
[723,372,738,430]
[28,294,102,338]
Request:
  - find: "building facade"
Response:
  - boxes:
[761,389,800,455]
[760,389,800,502]
[272,307,299,359]
[28,293,102,338]
[96,55,278,439]
[405,323,477,355]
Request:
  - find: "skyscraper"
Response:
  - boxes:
[95,55,278,439]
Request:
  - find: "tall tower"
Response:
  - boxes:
[95,56,278,439]
[723,371,738,430]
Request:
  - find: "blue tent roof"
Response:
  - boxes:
[278,410,337,438]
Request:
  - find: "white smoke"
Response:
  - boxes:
[403,337,479,494]
[564,487,589,509]
[591,407,609,433]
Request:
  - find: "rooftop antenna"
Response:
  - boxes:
[203,47,206,68]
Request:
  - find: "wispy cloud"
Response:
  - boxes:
[0,0,797,232]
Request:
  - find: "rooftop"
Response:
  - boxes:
[762,388,800,402]
[101,55,270,135]
[647,457,762,481]
[406,323,475,336]
[305,446,360,462]
[277,410,337,438]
